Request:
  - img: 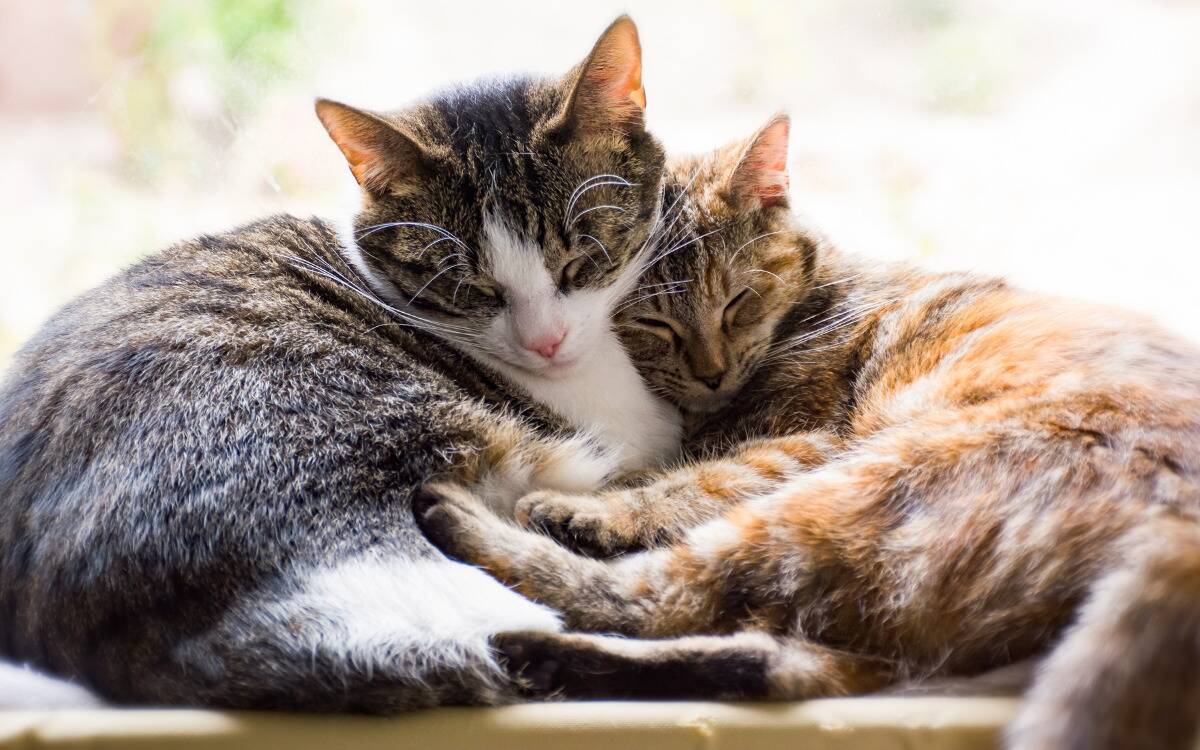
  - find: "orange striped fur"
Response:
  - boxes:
[416,117,1200,748]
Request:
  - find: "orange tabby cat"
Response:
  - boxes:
[417,116,1200,749]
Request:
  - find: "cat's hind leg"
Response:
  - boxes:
[493,630,891,701]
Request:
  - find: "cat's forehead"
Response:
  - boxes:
[421,78,560,156]
[407,81,638,220]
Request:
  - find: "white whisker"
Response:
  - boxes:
[279,250,479,344]
[579,234,611,262]
[729,231,785,263]
[761,297,893,365]
[648,227,725,269]
[409,263,466,306]
[634,278,693,292]
[564,177,635,229]
[805,273,865,293]
[613,287,689,316]
[567,204,625,228]
[742,268,785,283]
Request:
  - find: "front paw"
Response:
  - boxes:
[412,482,491,564]
[515,491,640,557]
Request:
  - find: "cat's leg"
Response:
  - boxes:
[163,553,564,712]
[416,472,835,636]
[450,415,623,518]
[416,434,1133,641]
[514,430,841,555]
[492,629,891,700]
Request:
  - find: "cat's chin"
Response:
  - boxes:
[497,354,584,380]
[680,394,733,415]
[532,357,584,380]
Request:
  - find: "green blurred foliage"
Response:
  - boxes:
[95,0,315,182]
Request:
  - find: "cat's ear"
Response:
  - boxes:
[554,15,647,136]
[727,114,791,210]
[315,98,429,194]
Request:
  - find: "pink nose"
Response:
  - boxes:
[525,331,566,359]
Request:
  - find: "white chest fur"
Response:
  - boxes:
[483,328,682,472]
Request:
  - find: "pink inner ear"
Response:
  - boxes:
[737,118,790,206]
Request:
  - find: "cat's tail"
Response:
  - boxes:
[1008,510,1200,750]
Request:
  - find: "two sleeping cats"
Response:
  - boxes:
[0,13,1196,750]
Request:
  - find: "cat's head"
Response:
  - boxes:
[316,17,663,378]
[618,115,816,414]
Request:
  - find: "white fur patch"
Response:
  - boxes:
[476,433,621,515]
[482,217,557,301]
[502,329,683,471]
[282,556,562,683]
[0,661,101,708]
[688,517,744,561]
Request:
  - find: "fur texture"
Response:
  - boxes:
[0,17,682,711]
[418,120,1200,748]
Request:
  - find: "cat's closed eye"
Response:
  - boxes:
[722,288,754,332]
[634,316,682,345]
[559,255,589,290]
[472,283,504,305]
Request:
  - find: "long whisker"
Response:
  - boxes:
[417,236,465,258]
[613,287,689,316]
[566,204,625,229]
[280,250,479,342]
[805,273,865,293]
[625,166,705,279]
[633,278,694,292]
[564,177,635,229]
[409,263,466,306]
[761,297,893,365]
[356,222,472,258]
[729,231,785,263]
[741,268,785,284]
[579,234,611,262]
[648,227,725,269]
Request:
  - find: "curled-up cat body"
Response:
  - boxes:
[418,116,1200,748]
[0,17,683,711]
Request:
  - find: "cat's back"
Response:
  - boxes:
[845,273,1200,485]
[0,213,500,539]
[0,215,510,677]
[8,215,396,388]
[867,278,1200,414]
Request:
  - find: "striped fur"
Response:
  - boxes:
[418,119,1200,748]
[0,17,680,712]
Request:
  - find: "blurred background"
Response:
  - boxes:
[1,0,1198,368]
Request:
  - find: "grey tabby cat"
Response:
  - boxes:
[0,17,680,711]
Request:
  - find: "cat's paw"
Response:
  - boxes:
[491,631,569,699]
[492,631,632,699]
[515,491,640,557]
[412,482,492,563]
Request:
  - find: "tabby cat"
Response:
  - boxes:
[417,117,1200,748]
[0,17,682,711]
